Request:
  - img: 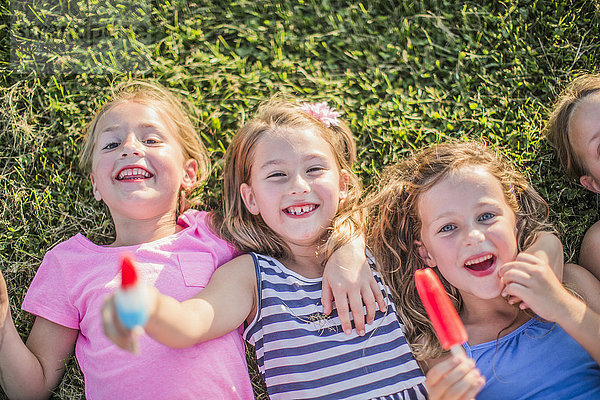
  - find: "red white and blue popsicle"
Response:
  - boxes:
[415,268,468,356]
[114,254,149,330]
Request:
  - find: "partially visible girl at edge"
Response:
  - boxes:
[366,141,600,399]
[0,82,379,400]
[546,73,600,281]
[104,100,429,399]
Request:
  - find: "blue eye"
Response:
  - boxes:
[102,142,119,150]
[479,212,495,221]
[439,224,456,233]
[144,138,161,145]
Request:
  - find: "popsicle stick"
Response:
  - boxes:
[450,344,466,358]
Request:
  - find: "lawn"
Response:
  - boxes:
[1,0,599,398]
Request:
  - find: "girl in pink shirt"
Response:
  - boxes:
[0,81,381,399]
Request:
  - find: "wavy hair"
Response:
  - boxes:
[216,99,363,261]
[366,140,553,360]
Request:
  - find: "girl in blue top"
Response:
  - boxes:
[104,100,427,399]
[367,141,600,399]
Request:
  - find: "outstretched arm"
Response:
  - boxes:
[500,256,600,363]
[104,254,257,350]
[0,270,77,400]
[322,235,386,336]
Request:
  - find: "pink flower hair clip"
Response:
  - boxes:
[300,102,341,127]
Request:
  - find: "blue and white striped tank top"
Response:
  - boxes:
[243,252,427,400]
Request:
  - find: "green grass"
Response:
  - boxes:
[2,0,599,398]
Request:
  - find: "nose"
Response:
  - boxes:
[121,134,144,157]
[465,225,485,245]
[289,173,310,195]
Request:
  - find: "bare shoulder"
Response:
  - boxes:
[564,263,600,313]
[214,253,256,280]
[578,220,600,281]
[582,220,600,243]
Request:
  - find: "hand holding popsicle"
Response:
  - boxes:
[415,268,468,357]
[102,254,150,353]
[115,254,150,329]
[425,355,485,400]
[416,268,485,399]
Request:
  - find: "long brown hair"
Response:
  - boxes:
[216,99,363,261]
[366,140,553,360]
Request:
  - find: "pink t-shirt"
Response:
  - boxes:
[22,210,253,400]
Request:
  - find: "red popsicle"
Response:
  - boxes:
[415,268,468,356]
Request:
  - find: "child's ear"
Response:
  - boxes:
[240,183,260,215]
[90,174,102,201]
[580,175,600,194]
[181,159,198,190]
[414,240,436,267]
[338,169,350,200]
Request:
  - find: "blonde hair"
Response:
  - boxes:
[366,140,553,360]
[217,99,363,260]
[79,80,211,214]
[546,73,600,180]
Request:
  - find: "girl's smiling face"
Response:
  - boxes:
[416,166,518,299]
[240,128,348,250]
[90,101,197,222]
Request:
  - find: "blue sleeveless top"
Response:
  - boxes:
[243,253,427,400]
[464,318,600,399]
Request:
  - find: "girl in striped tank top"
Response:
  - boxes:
[104,100,428,399]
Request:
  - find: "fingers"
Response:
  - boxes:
[323,278,353,335]
[513,252,540,263]
[321,258,387,335]
[361,286,377,325]
[500,268,530,307]
[426,356,485,400]
[102,296,139,353]
[363,276,388,325]
[321,280,333,316]
[334,294,352,335]
[348,290,365,336]
[331,278,381,336]
[498,252,539,276]
[372,280,387,313]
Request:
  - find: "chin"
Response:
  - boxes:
[477,286,504,300]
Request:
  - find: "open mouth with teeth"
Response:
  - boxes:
[116,167,154,181]
[464,254,496,275]
[283,204,319,216]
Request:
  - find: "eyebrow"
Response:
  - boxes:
[258,154,328,170]
[100,122,163,134]
[258,159,284,170]
[99,125,119,133]
[429,200,502,221]
[586,130,600,147]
